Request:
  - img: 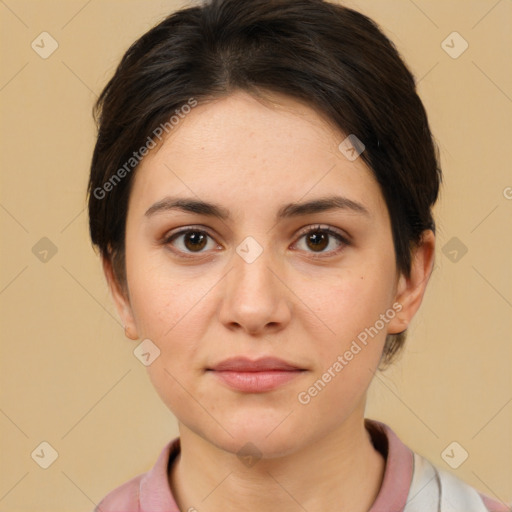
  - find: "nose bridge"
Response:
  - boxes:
[219,236,290,333]
[231,237,279,300]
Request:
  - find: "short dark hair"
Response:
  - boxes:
[88,0,441,365]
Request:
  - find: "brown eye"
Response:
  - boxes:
[164,229,218,256]
[182,231,208,252]
[305,231,329,252]
[293,225,350,257]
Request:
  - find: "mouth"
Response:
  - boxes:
[206,357,307,393]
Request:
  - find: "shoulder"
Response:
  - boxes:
[92,437,181,512]
[93,473,143,512]
[409,452,510,512]
[480,494,511,512]
[365,419,510,512]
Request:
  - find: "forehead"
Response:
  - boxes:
[129,90,389,222]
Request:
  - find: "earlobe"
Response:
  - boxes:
[124,324,138,341]
[102,256,139,341]
[387,230,436,335]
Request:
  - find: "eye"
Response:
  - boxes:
[163,228,220,258]
[292,224,350,257]
[162,224,350,259]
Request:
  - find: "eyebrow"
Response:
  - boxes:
[144,195,370,221]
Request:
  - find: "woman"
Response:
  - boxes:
[88,0,508,510]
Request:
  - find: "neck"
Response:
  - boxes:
[169,410,385,512]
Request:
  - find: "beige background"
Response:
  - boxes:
[0,0,511,510]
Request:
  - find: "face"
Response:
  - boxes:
[107,90,429,458]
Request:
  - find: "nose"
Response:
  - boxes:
[218,244,292,336]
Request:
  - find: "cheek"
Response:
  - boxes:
[294,274,391,418]
[126,244,205,339]
[126,263,212,412]
[304,264,396,342]
[124,249,224,384]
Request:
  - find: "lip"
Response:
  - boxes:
[207,357,306,393]
[210,356,303,372]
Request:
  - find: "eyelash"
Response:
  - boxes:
[162,224,351,260]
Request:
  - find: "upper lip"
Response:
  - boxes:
[209,357,304,372]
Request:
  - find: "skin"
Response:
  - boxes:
[104,90,435,512]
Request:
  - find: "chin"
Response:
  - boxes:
[217,431,306,460]
[187,411,315,460]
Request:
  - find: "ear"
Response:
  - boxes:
[387,230,436,335]
[102,255,139,340]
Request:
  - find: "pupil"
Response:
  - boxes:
[185,232,206,251]
[308,232,328,251]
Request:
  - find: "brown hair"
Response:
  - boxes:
[88,0,441,365]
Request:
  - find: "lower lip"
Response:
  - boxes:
[210,370,304,393]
